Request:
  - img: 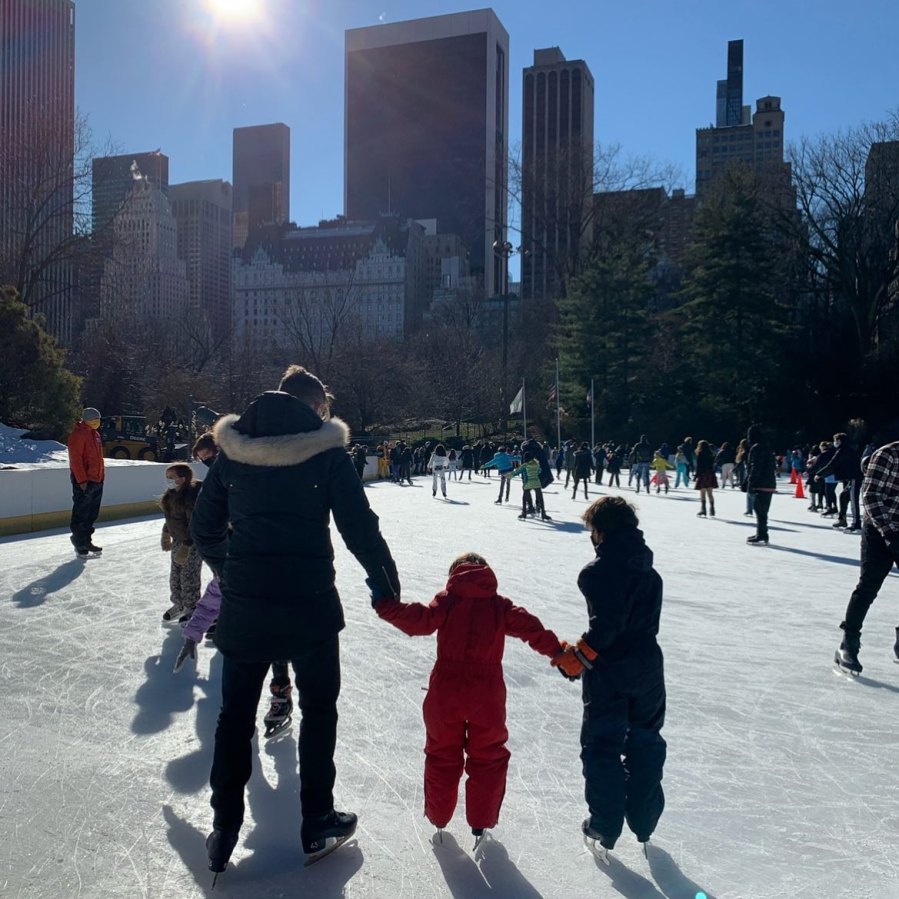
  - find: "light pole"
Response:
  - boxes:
[493,240,517,436]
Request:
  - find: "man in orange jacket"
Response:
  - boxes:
[68,407,105,557]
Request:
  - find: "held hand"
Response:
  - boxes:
[173,638,197,673]
[161,532,173,552]
[79,482,88,492]
[551,642,583,681]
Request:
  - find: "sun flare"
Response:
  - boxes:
[206,0,262,22]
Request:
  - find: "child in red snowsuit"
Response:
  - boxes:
[373,553,563,837]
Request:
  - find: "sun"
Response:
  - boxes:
[206,0,262,21]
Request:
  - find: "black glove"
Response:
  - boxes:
[173,638,197,673]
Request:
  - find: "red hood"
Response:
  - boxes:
[445,563,498,600]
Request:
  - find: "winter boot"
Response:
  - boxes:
[206,826,239,874]
[263,683,293,738]
[710,501,716,517]
[834,622,862,675]
[162,603,184,624]
[301,809,357,855]
[697,503,707,517]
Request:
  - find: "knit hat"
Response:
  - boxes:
[82,407,101,422]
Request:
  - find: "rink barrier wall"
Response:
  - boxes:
[0,457,381,536]
[0,462,206,537]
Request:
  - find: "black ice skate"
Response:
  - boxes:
[206,826,239,886]
[894,627,899,663]
[87,542,103,554]
[834,624,862,676]
[302,809,357,865]
[746,535,768,545]
[263,684,293,739]
[581,820,612,865]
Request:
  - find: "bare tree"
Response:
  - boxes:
[786,114,899,360]
[0,109,119,323]
[507,142,682,298]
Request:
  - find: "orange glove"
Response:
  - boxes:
[551,639,599,681]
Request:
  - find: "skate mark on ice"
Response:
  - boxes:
[11,559,86,608]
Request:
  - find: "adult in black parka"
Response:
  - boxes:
[573,496,666,852]
[191,364,400,869]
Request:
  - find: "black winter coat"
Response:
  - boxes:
[190,391,399,662]
[521,437,554,487]
[816,443,862,482]
[577,528,663,664]
[746,440,777,492]
[573,449,594,478]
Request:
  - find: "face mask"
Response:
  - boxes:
[166,478,179,489]
[86,420,101,430]
[201,456,214,468]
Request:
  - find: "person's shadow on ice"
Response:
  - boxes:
[131,630,198,734]
[11,558,86,608]
[432,832,542,898]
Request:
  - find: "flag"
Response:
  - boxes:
[548,384,557,404]
[510,384,524,414]
[586,386,593,408]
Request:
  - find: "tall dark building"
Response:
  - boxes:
[345,9,509,296]
[696,40,788,196]
[232,123,290,249]
[521,47,594,300]
[169,179,233,340]
[91,151,169,235]
[1,0,75,343]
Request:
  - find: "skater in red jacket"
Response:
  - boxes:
[372,553,563,842]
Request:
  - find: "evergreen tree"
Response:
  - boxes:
[556,227,655,436]
[0,286,82,437]
[678,165,792,430]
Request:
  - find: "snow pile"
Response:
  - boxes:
[0,422,69,467]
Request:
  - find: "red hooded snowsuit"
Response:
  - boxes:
[376,563,562,830]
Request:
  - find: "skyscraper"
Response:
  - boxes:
[345,9,509,296]
[696,40,788,196]
[91,151,169,235]
[232,123,290,249]
[169,179,233,340]
[521,47,595,300]
[0,0,75,343]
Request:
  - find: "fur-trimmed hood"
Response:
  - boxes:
[213,392,350,468]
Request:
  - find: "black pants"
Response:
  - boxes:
[580,648,666,848]
[210,636,340,831]
[572,475,590,498]
[753,490,773,540]
[843,524,899,634]
[522,489,542,516]
[70,478,103,549]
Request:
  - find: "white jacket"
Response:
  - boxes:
[428,452,448,470]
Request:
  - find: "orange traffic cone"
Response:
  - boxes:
[794,476,805,499]
[790,469,798,484]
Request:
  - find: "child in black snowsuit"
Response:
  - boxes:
[553,496,666,855]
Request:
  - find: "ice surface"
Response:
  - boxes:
[2,474,898,898]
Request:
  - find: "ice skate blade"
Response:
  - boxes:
[833,654,861,678]
[584,836,610,865]
[263,716,292,739]
[304,835,355,866]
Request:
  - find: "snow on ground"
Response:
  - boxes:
[0,423,69,467]
[1,473,898,899]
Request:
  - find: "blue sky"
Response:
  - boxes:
[76,0,899,229]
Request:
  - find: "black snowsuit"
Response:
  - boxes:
[577,527,666,849]
[191,391,399,832]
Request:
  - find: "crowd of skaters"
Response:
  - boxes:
[62,389,898,877]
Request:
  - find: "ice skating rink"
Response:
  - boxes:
[2,473,898,898]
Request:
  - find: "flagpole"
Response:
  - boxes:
[555,357,561,453]
[522,379,527,439]
[590,376,595,448]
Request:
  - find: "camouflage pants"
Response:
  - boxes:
[170,544,202,613]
